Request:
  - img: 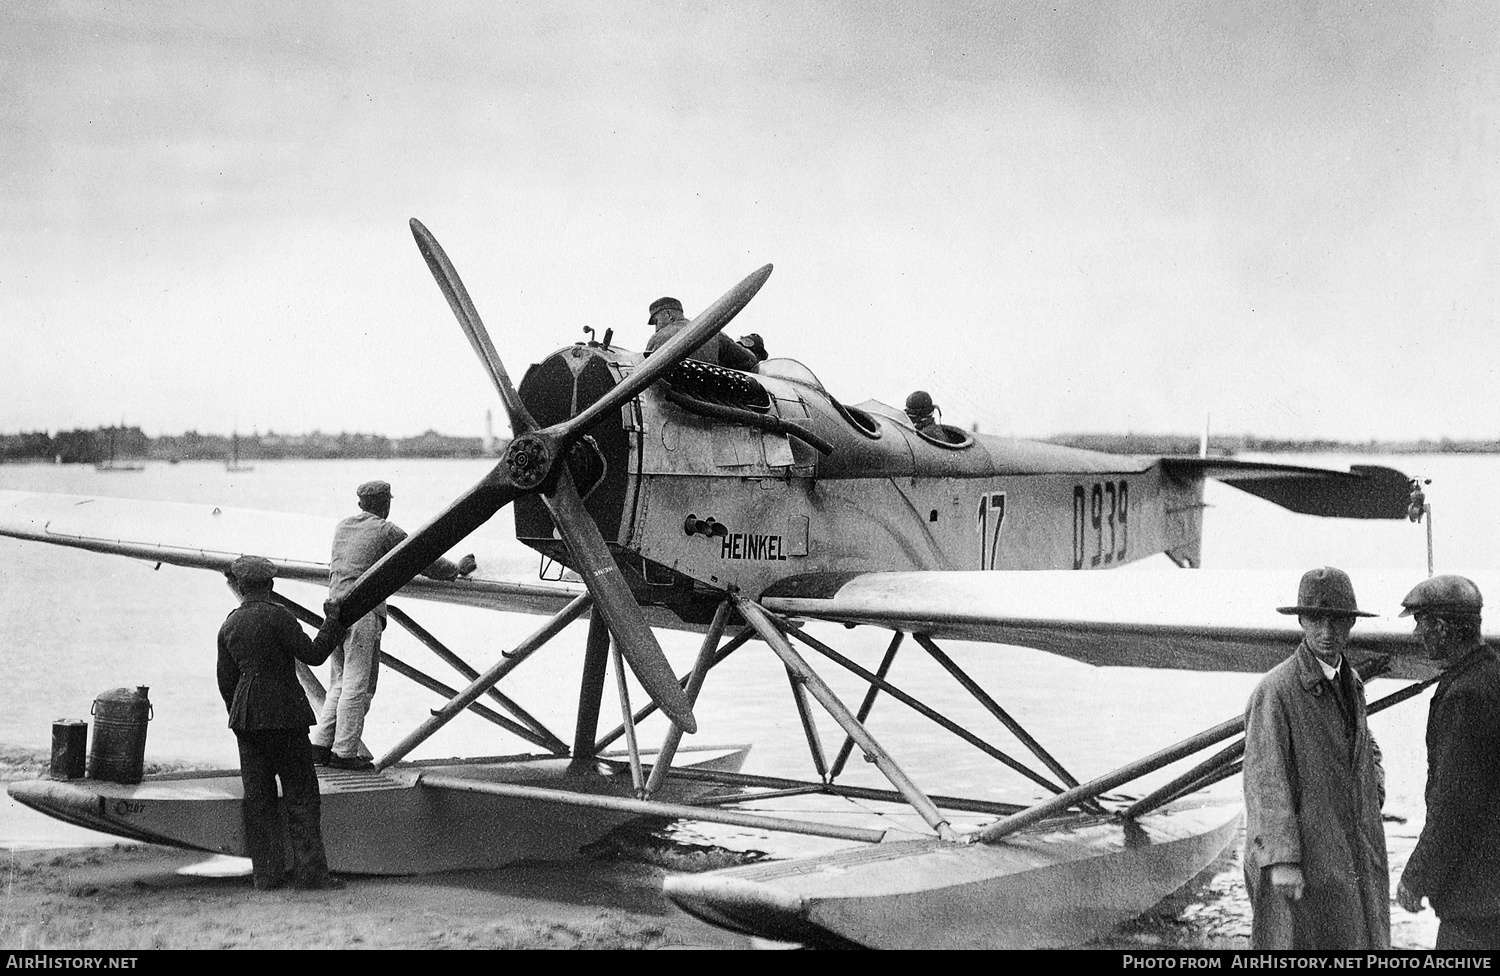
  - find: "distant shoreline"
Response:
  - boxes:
[0,428,504,465]
[6,427,1498,465]
[1043,434,1500,456]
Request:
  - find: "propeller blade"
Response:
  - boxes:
[560,263,773,440]
[337,465,522,626]
[542,466,698,734]
[409,218,538,436]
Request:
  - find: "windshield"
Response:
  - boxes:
[756,357,825,392]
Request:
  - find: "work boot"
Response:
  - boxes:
[327,753,373,771]
[310,745,333,766]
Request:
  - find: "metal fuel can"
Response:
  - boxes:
[86,686,152,784]
[49,719,88,779]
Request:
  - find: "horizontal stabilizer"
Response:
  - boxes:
[1161,458,1411,519]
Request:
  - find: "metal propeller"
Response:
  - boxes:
[337,218,774,735]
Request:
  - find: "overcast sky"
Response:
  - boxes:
[3,1,1496,441]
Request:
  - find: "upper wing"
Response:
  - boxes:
[0,489,583,618]
[760,568,1462,681]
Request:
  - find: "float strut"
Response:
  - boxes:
[914,634,1103,814]
[830,632,903,780]
[274,592,566,753]
[1122,668,1444,819]
[412,771,887,845]
[735,595,959,842]
[380,650,567,752]
[568,609,614,773]
[375,594,592,769]
[787,663,831,783]
[976,715,1245,843]
[595,629,754,753]
[645,600,731,797]
[387,604,566,753]
[611,640,645,796]
[784,624,1067,795]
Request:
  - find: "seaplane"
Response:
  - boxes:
[0,219,1460,949]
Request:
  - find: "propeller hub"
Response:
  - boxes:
[504,433,555,491]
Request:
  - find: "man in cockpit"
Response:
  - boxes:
[645,296,766,371]
[905,390,954,442]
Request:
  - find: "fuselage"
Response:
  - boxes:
[515,342,1206,623]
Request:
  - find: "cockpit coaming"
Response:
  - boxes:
[515,341,1205,624]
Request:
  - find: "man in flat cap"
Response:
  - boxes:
[218,555,348,889]
[1242,567,1389,949]
[644,296,766,372]
[311,481,476,770]
[1395,575,1500,949]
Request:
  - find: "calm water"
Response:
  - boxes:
[0,453,1487,946]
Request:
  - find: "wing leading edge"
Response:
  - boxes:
[759,568,1472,681]
[0,489,582,618]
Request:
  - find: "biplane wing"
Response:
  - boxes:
[0,487,1443,679]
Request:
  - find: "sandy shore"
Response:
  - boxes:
[0,748,756,950]
[0,843,758,950]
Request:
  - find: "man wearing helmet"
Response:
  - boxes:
[1242,567,1390,949]
[1394,575,1500,949]
[905,390,958,443]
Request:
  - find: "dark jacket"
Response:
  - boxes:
[217,597,342,731]
[1243,641,1390,949]
[645,321,759,371]
[1400,645,1500,920]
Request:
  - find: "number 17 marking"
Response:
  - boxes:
[978,492,1007,570]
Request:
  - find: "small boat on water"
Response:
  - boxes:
[225,431,254,472]
[95,427,144,472]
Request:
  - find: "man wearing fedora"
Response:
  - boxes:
[1394,575,1500,949]
[1242,567,1390,949]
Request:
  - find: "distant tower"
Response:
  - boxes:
[483,410,496,456]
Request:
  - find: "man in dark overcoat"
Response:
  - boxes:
[218,554,347,890]
[1394,575,1500,949]
[1242,566,1390,949]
